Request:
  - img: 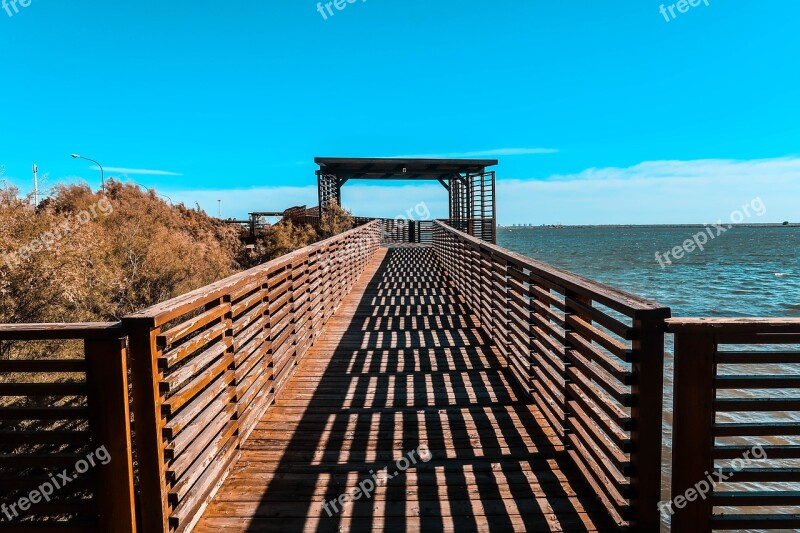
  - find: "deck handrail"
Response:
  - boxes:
[666,318,800,531]
[0,322,136,532]
[126,221,382,328]
[435,220,669,318]
[9,218,800,532]
[432,220,671,529]
[121,220,381,533]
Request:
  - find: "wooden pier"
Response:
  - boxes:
[194,245,615,532]
[2,219,799,532]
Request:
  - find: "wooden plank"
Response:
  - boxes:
[161,319,228,369]
[0,382,86,396]
[711,514,800,529]
[714,422,800,437]
[193,245,617,533]
[158,305,228,349]
[716,350,800,364]
[715,398,800,411]
[716,375,800,388]
[0,407,88,420]
[0,322,122,340]
[565,297,634,340]
[712,491,800,506]
[0,359,85,373]
[666,317,800,333]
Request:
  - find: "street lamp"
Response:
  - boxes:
[71,154,105,193]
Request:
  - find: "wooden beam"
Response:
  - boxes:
[85,337,137,533]
[670,331,716,531]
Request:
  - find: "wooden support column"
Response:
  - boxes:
[125,321,170,533]
[670,329,716,532]
[85,336,137,533]
[562,290,584,442]
[629,313,669,531]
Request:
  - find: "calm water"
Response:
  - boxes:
[497,226,800,527]
[497,225,800,318]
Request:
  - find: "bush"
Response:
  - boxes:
[241,222,318,268]
[0,180,358,325]
[318,200,354,239]
[0,180,241,323]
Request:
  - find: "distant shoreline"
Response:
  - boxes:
[498,223,800,229]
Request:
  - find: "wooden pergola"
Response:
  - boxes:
[315,157,498,243]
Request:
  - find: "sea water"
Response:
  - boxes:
[497,225,800,527]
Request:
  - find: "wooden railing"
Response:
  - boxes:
[668,318,800,531]
[376,219,434,244]
[121,221,381,533]
[439,218,497,243]
[432,221,671,529]
[0,323,136,532]
[8,216,800,532]
[416,220,434,243]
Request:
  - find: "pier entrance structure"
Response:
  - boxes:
[316,157,498,243]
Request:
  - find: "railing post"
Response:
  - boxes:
[526,274,537,400]
[562,290,575,440]
[84,335,137,533]
[670,329,716,532]
[125,321,170,533]
[628,313,669,530]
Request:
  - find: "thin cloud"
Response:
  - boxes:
[391,148,559,158]
[529,156,800,183]
[97,166,183,176]
[499,156,800,225]
[162,156,800,225]
[163,184,449,220]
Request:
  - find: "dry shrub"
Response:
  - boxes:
[0,180,241,324]
[241,222,317,268]
[0,179,360,327]
[318,200,354,239]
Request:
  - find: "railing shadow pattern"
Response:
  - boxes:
[192,246,616,532]
[122,222,381,532]
[4,219,800,532]
[433,221,671,529]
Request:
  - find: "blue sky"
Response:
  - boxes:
[0,0,798,224]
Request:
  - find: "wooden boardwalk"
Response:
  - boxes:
[10,219,797,531]
[195,246,615,532]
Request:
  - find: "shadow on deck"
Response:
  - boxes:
[195,246,616,532]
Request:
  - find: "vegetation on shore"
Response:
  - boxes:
[0,180,354,326]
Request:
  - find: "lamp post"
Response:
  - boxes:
[32,164,38,205]
[71,154,105,193]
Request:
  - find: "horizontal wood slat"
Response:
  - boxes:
[0,326,135,532]
[668,317,800,532]
[125,221,381,533]
[194,244,617,533]
[432,221,669,530]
